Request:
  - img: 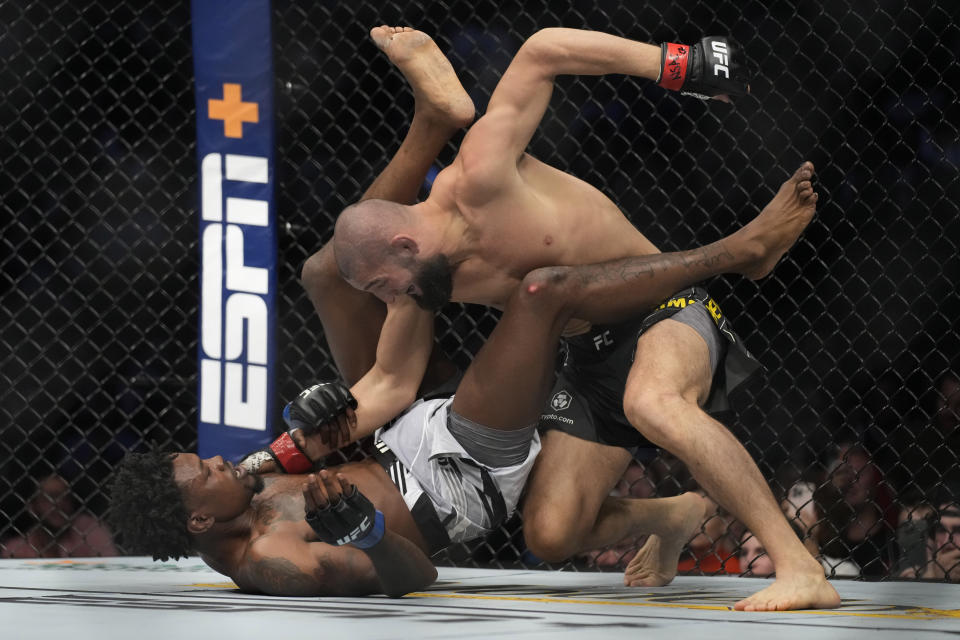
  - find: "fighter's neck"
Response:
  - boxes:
[409,200,477,264]
[191,508,255,572]
[194,504,255,543]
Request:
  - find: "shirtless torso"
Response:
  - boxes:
[430,149,659,309]
[196,460,428,596]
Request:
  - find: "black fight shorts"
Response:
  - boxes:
[538,286,762,458]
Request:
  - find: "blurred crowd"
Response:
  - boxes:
[575,373,959,582]
[1,473,116,559]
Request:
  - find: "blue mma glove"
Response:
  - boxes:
[305,484,385,549]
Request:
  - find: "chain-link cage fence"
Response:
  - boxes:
[2,0,958,581]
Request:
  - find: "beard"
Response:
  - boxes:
[411,254,453,311]
[250,474,265,495]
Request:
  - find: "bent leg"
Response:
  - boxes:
[520,431,706,567]
[447,268,707,568]
[363,27,475,204]
[521,431,632,562]
[563,162,821,324]
[624,319,840,610]
[301,27,474,384]
[451,255,718,430]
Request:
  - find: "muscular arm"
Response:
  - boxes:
[236,530,436,598]
[459,28,660,181]
[348,296,435,437]
[280,297,434,463]
[243,297,434,472]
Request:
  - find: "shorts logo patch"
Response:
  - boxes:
[551,390,572,411]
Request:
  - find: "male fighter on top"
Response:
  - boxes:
[300,25,838,610]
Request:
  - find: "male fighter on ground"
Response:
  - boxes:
[109,222,805,595]
[302,26,839,610]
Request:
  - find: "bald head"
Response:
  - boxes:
[333,199,415,279]
[331,199,454,309]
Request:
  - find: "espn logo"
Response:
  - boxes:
[711,40,730,79]
[199,152,271,430]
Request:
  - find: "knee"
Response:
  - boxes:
[521,504,582,562]
[623,388,687,449]
[518,266,577,309]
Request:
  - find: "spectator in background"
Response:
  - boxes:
[820,443,897,575]
[739,529,775,577]
[928,501,960,581]
[898,500,960,582]
[781,481,860,577]
[893,494,936,579]
[0,474,117,558]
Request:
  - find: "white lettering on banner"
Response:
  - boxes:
[199,151,271,431]
[200,224,223,359]
[225,225,269,294]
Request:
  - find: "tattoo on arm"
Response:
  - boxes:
[244,555,325,596]
[575,241,737,286]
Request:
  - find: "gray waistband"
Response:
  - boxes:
[447,410,536,468]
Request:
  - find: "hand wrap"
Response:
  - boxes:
[658,36,749,99]
[238,432,314,474]
[305,484,385,549]
[283,381,358,435]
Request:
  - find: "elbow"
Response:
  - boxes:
[418,565,439,592]
[519,28,568,70]
[389,377,420,413]
[384,566,437,599]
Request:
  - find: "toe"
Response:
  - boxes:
[794,161,814,181]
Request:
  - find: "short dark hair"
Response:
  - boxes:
[108,450,193,561]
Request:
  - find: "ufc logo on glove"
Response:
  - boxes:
[711,40,730,78]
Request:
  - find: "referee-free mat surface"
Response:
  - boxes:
[1,557,958,639]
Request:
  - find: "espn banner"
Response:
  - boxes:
[191,0,276,460]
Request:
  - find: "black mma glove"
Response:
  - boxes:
[658,36,749,99]
[283,381,358,436]
[305,484,385,549]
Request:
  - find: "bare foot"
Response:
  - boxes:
[623,492,707,587]
[732,161,818,280]
[734,571,841,611]
[370,26,475,130]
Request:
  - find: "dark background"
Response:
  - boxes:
[1,0,958,573]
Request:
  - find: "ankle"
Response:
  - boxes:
[775,555,826,578]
